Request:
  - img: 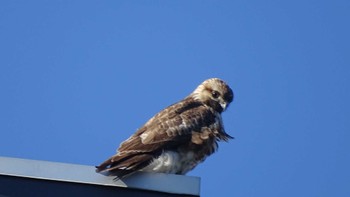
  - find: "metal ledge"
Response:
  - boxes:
[0,156,200,197]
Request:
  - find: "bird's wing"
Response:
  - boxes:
[95,98,220,176]
[119,100,217,150]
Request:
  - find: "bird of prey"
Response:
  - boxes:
[96,78,234,179]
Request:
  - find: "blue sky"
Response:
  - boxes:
[1,1,350,196]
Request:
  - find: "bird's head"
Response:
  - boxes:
[192,78,234,113]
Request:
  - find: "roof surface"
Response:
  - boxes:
[0,156,200,197]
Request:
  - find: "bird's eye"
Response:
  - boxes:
[211,90,220,98]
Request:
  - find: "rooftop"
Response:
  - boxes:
[0,156,200,197]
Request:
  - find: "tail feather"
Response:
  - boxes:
[95,158,113,172]
[95,152,155,179]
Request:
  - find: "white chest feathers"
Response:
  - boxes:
[141,151,198,175]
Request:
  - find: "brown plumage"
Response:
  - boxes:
[96,78,234,179]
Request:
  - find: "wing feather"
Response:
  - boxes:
[118,98,216,150]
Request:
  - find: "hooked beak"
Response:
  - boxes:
[220,102,228,111]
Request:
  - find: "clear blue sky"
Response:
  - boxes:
[1,1,349,196]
